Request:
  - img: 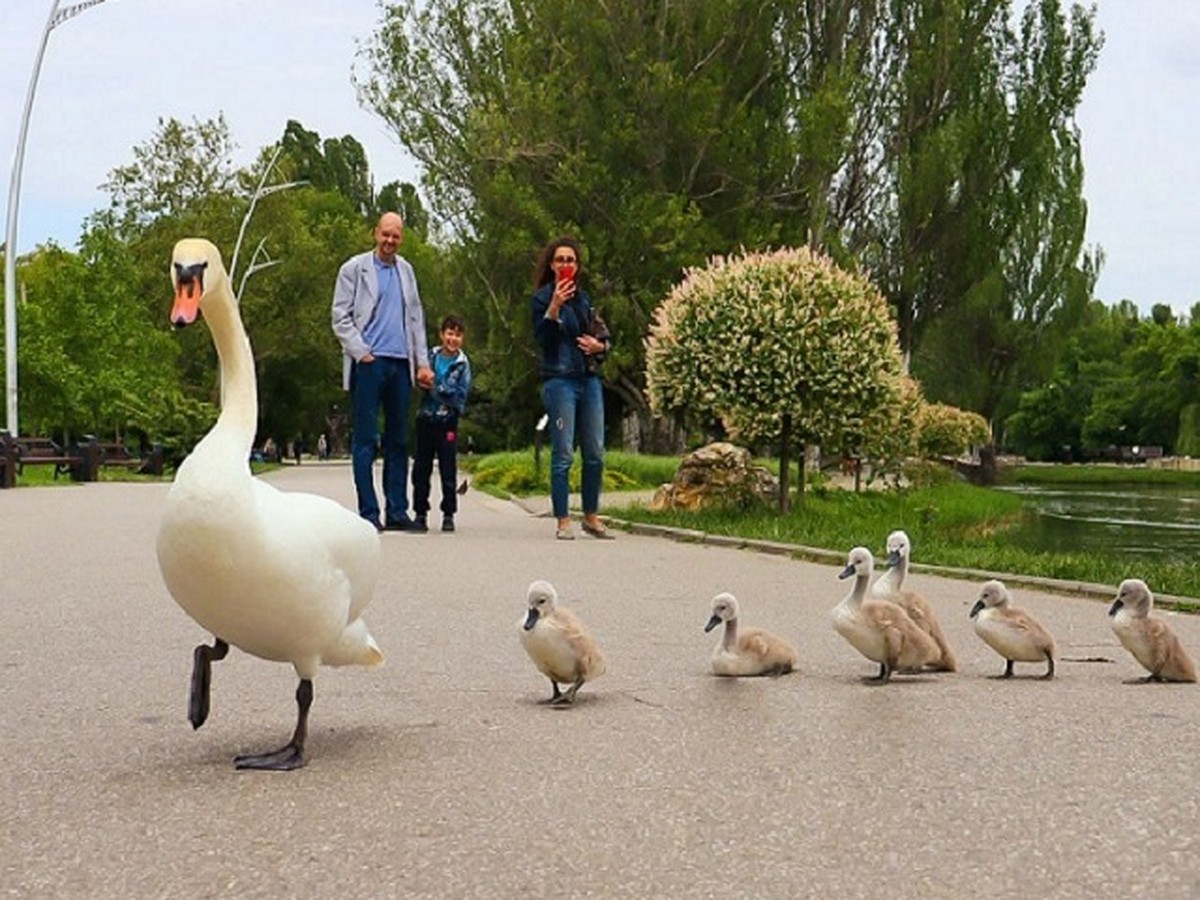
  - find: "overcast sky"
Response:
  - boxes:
[1,0,1197,313]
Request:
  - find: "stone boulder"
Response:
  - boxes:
[649,442,779,511]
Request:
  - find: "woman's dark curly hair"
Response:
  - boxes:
[533,235,584,289]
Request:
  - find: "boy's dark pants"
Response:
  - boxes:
[412,415,459,517]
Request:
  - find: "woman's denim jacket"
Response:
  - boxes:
[531,282,610,379]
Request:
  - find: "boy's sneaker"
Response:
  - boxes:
[441,514,455,533]
[411,515,429,533]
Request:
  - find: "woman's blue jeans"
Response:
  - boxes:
[541,375,605,520]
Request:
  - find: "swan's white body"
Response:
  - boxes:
[705,593,796,677]
[871,530,958,672]
[1109,579,1196,683]
[157,239,382,682]
[832,547,939,679]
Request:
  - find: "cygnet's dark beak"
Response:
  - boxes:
[523,608,540,631]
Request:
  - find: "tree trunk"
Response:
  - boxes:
[796,441,806,506]
[779,413,792,514]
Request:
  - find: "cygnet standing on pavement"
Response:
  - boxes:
[832,546,940,683]
[519,580,607,705]
[969,580,1057,679]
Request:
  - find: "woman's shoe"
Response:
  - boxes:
[581,521,615,540]
[555,525,576,541]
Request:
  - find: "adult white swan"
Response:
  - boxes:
[157,238,383,770]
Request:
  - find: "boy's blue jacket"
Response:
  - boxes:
[417,345,471,423]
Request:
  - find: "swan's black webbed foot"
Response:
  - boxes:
[188,637,229,729]
[234,743,305,771]
[233,678,312,771]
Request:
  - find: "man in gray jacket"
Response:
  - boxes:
[332,212,434,531]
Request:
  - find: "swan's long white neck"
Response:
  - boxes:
[203,269,257,453]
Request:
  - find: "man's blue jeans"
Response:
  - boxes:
[350,357,411,524]
[541,375,605,520]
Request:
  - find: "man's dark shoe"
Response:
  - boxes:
[409,515,429,533]
[383,516,414,532]
[441,515,455,533]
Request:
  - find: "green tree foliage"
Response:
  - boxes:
[355,0,1101,445]
[355,0,845,448]
[875,0,1101,423]
[100,115,239,240]
[279,120,375,217]
[16,229,206,443]
[645,247,909,509]
[1006,301,1200,460]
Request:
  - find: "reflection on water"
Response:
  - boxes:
[998,484,1200,558]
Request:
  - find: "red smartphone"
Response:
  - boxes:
[558,264,576,285]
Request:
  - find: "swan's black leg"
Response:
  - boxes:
[1003,659,1015,678]
[234,678,312,771]
[188,637,229,729]
[539,680,564,704]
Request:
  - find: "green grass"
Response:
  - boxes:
[466,447,678,496]
[1000,463,1200,487]
[8,460,277,487]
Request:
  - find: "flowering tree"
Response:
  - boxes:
[646,247,910,511]
[916,403,991,459]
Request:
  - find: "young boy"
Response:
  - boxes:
[411,315,472,532]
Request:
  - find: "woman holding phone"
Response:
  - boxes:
[531,235,613,541]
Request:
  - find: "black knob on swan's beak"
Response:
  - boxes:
[174,261,208,291]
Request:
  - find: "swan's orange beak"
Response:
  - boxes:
[171,261,207,327]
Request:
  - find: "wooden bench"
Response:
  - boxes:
[98,441,165,476]
[0,433,100,486]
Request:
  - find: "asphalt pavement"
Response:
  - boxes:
[2,463,1198,898]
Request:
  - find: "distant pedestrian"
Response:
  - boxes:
[411,315,472,533]
[317,433,329,461]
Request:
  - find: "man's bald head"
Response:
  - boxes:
[374,213,405,263]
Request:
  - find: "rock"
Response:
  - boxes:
[649,442,779,511]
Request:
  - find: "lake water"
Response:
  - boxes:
[998,484,1200,559]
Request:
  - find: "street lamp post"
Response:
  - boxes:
[4,0,112,436]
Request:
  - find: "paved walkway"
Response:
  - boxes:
[2,465,1198,898]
